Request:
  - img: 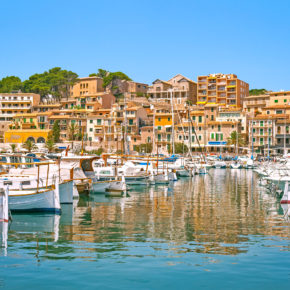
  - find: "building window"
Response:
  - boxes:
[276,110,283,114]
[260,121,264,126]
[158,126,161,130]
[90,128,93,132]
[275,100,278,103]
[129,119,133,125]
[90,120,93,124]
[168,117,171,121]
[198,116,202,123]
[198,135,201,141]
[218,125,221,131]
[192,116,196,121]
[211,133,214,140]
[284,99,287,103]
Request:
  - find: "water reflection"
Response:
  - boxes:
[2,170,290,260]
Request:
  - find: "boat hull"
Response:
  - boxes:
[59,181,74,204]
[8,189,61,213]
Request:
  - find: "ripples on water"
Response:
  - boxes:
[0,170,290,289]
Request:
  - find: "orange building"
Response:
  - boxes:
[197,73,249,108]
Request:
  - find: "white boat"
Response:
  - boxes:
[230,162,242,169]
[213,161,227,169]
[281,181,290,204]
[2,171,74,204]
[0,178,61,213]
[0,186,9,223]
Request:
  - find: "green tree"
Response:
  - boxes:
[249,89,267,96]
[68,122,79,148]
[168,142,189,154]
[10,144,17,153]
[45,137,56,153]
[52,120,60,142]
[227,131,245,153]
[22,67,78,100]
[22,140,37,153]
[135,143,152,153]
[103,71,132,88]
[0,76,22,93]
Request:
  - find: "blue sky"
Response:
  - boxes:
[0,0,289,90]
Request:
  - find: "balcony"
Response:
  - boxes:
[208,85,216,90]
[198,78,207,83]
[198,85,207,89]
[227,94,236,99]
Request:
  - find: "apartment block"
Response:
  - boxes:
[148,74,197,105]
[197,73,249,108]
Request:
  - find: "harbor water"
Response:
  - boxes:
[1,169,290,289]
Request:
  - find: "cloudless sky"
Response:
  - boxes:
[0,0,289,90]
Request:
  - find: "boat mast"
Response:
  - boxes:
[188,107,192,158]
[170,89,175,155]
[284,104,287,156]
[124,93,129,155]
[251,119,254,158]
[152,104,156,155]
[236,121,238,156]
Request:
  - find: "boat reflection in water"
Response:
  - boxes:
[2,169,290,286]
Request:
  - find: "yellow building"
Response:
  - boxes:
[4,113,50,143]
[197,73,249,108]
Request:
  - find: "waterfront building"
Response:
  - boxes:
[248,114,279,154]
[148,74,197,105]
[48,109,89,141]
[197,73,249,108]
[0,93,41,141]
[86,109,111,145]
[4,112,50,143]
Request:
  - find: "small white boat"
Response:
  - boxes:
[230,162,242,169]
[105,176,127,197]
[213,161,227,169]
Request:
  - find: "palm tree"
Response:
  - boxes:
[227,131,245,154]
[22,139,38,153]
[68,122,79,149]
[10,144,17,153]
[45,138,56,153]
